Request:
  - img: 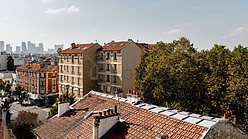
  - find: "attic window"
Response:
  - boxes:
[83,47,87,49]
[112,44,116,46]
[77,47,81,49]
[120,44,124,46]
[106,44,110,46]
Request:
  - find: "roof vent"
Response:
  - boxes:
[128,38,133,41]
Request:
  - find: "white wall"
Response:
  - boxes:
[0,54,8,70]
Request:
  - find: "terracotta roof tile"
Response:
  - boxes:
[16,64,57,72]
[102,41,131,51]
[60,43,97,54]
[33,92,208,139]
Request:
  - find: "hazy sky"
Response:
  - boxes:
[0,0,248,51]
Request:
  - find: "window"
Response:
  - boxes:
[106,52,110,60]
[64,65,66,70]
[61,65,63,72]
[61,56,63,62]
[100,74,103,81]
[78,67,81,75]
[41,81,44,86]
[114,87,117,92]
[72,66,74,73]
[67,55,69,62]
[41,72,44,77]
[71,87,74,93]
[100,53,103,60]
[61,85,63,92]
[106,75,110,82]
[78,55,81,63]
[72,77,74,84]
[107,86,110,93]
[72,55,74,63]
[67,66,69,72]
[53,72,55,77]
[61,75,63,82]
[67,76,69,82]
[100,85,103,92]
[106,64,110,71]
[114,52,117,60]
[100,64,103,70]
[113,75,117,83]
[78,88,81,97]
[78,78,81,85]
[114,64,117,71]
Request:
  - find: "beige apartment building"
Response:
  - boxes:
[58,43,101,98]
[97,40,141,97]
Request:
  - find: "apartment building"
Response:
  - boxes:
[57,43,101,99]
[97,40,141,97]
[16,63,58,105]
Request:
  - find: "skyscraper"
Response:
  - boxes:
[6,44,12,53]
[39,43,44,53]
[16,46,21,54]
[21,42,27,53]
[54,44,63,51]
[0,41,4,52]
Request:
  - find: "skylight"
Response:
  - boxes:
[120,43,124,46]
[83,47,87,49]
[77,47,81,49]
[112,44,116,46]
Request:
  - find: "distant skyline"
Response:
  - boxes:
[0,0,248,51]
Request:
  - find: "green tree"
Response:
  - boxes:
[134,37,207,113]
[3,83,11,93]
[13,84,25,96]
[7,55,15,71]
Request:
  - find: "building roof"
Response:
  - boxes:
[102,41,132,51]
[0,123,16,139]
[60,43,97,54]
[16,64,57,72]
[33,91,228,139]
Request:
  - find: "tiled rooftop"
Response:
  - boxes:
[60,43,97,54]
[33,91,228,139]
[17,64,57,72]
[102,41,131,51]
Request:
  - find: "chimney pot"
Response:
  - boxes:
[114,105,117,113]
[107,109,110,115]
[98,111,102,117]
[103,111,106,116]
[110,109,113,115]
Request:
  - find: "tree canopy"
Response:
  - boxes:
[7,55,15,71]
[134,37,248,131]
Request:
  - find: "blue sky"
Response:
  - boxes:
[0,0,248,51]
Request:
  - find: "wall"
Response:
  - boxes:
[0,54,8,70]
[121,42,141,97]
[204,122,248,139]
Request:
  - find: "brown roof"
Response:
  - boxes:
[33,92,208,139]
[102,41,131,51]
[136,43,156,54]
[17,64,57,72]
[40,65,57,71]
[60,43,97,54]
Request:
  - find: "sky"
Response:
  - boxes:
[0,0,248,51]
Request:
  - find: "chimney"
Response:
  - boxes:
[71,43,76,49]
[57,48,62,53]
[58,102,70,117]
[127,90,141,103]
[223,110,236,124]
[128,38,133,42]
[87,107,120,139]
[115,88,124,98]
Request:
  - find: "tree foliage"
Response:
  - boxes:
[0,82,4,90]
[3,83,11,93]
[11,111,38,139]
[7,55,15,71]
[134,38,248,131]
[13,84,25,96]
